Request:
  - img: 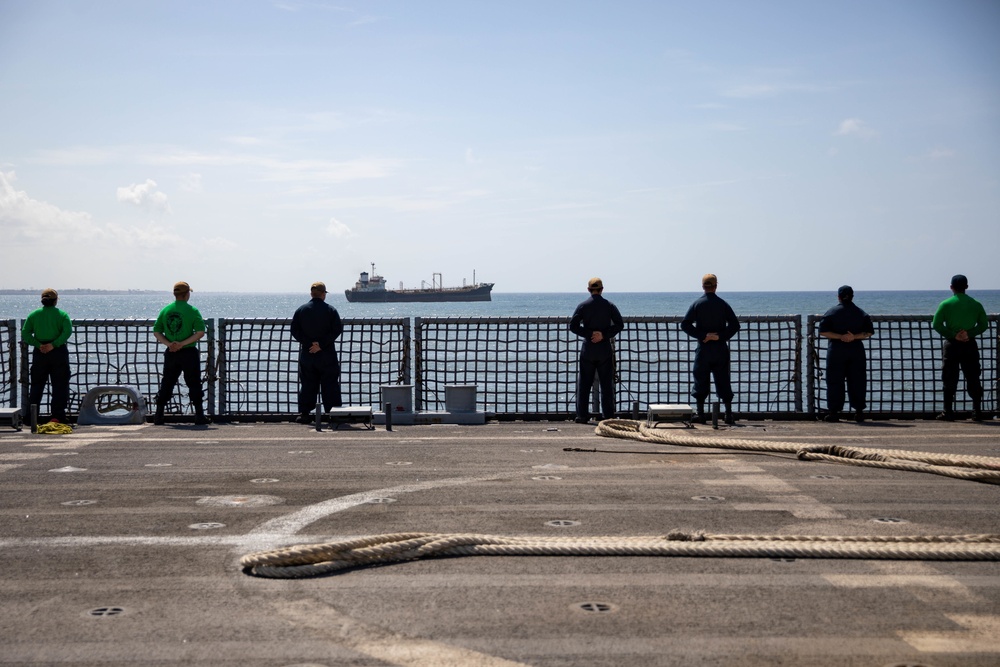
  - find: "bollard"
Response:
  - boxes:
[632,401,640,420]
[384,402,392,431]
[315,400,322,432]
[31,404,38,434]
[712,402,720,430]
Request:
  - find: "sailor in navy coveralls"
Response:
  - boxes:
[818,285,874,422]
[570,277,625,423]
[681,273,741,424]
[291,281,344,423]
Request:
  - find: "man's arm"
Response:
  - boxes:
[606,304,625,339]
[969,303,990,339]
[931,303,951,338]
[52,312,72,348]
[680,303,699,340]
[569,304,589,339]
[722,303,741,341]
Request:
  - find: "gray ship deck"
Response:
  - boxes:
[2,417,999,666]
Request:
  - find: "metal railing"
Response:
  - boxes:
[807,315,999,417]
[218,318,409,416]
[18,319,214,418]
[2,320,15,409]
[414,316,802,418]
[2,315,996,421]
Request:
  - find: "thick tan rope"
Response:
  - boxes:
[593,419,1000,484]
[241,531,1000,578]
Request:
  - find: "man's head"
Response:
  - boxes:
[588,277,604,295]
[837,285,854,303]
[950,274,968,294]
[311,281,328,300]
[41,288,58,307]
[702,274,718,293]
[173,281,192,301]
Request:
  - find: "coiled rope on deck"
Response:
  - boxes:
[240,419,1000,579]
[241,531,1000,578]
[592,419,1000,484]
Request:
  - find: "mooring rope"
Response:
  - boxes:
[592,419,1000,484]
[241,531,1000,578]
[240,419,1000,579]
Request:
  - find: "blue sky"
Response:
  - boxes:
[1,0,998,293]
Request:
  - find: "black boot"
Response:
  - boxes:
[153,407,164,426]
[937,393,955,421]
[194,406,210,426]
[693,401,707,424]
[724,403,735,425]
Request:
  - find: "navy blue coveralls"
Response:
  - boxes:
[681,293,741,408]
[290,298,344,415]
[570,294,624,421]
[819,301,874,414]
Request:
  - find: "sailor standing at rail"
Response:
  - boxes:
[681,273,741,424]
[570,277,624,423]
[818,285,874,423]
[21,288,73,424]
[932,274,989,421]
[291,281,344,424]
[153,281,209,425]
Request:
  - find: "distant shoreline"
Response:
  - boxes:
[0,289,164,296]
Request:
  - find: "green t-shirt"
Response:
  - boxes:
[21,305,72,348]
[154,300,205,347]
[932,293,989,340]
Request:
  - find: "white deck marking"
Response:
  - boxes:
[900,614,1000,652]
[243,473,508,544]
[279,598,530,667]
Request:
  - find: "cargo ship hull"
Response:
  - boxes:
[345,265,493,303]
[345,283,493,303]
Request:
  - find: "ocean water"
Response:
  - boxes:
[2,290,999,321]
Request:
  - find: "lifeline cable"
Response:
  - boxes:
[241,531,1000,579]
[593,419,1000,484]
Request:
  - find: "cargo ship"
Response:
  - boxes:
[345,264,494,303]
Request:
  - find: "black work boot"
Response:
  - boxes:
[823,411,840,423]
[693,401,707,424]
[194,406,210,426]
[153,406,165,426]
[724,403,735,425]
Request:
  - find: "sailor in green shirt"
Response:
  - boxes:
[931,274,990,421]
[152,281,209,425]
[21,288,73,423]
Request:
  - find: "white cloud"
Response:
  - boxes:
[835,118,878,139]
[0,170,103,242]
[32,145,402,186]
[326,217,353,238]
[116,179,171,212]
[104,221,185,249]
[0,171,185,250]
[465,147,482,165]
